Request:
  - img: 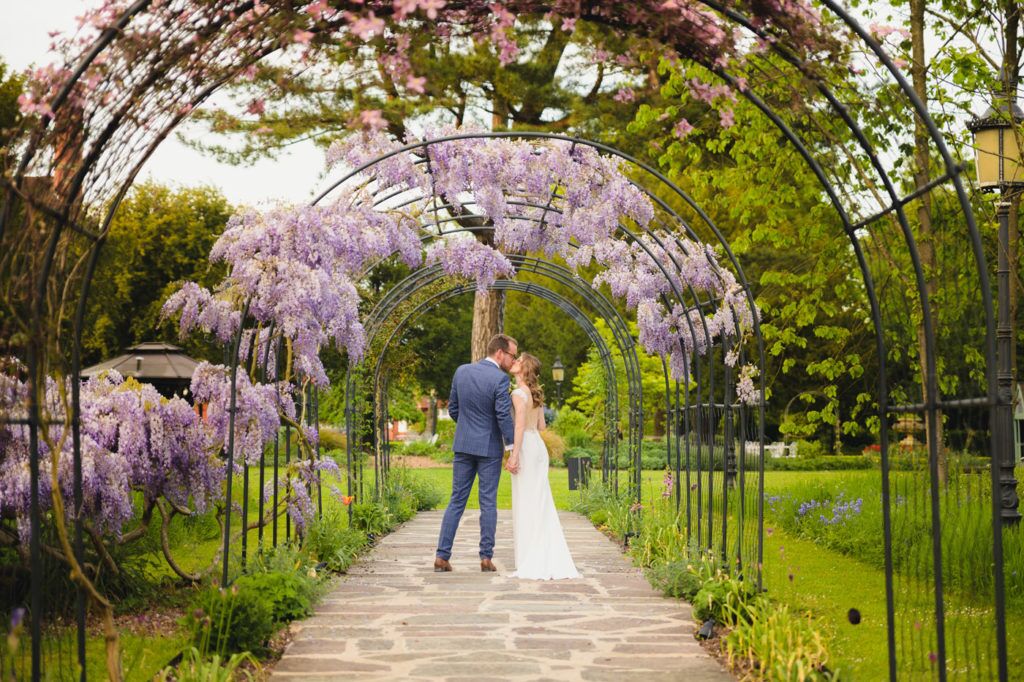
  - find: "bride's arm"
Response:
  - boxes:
[539,404,547,431]
[507,391,528,474]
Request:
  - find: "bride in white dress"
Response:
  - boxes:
[504,353,581,580]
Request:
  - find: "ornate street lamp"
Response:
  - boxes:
[552,356,565,409]
[968,99,1024,524]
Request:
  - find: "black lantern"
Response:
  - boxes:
[968,101,1024,191]
[551,356,565,409]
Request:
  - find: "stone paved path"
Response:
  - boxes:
[272,510,733,681]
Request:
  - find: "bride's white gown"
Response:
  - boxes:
[509,387,581,580]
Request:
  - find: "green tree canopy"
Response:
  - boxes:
[184,16,671,163]
[82,182,233,364]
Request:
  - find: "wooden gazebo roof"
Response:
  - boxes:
[81,342,200,395]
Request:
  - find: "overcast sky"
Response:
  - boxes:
[1,0,325,207]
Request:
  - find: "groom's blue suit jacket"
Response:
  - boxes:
[447,359,515,458]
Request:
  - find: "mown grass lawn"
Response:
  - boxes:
[406,465,663,511]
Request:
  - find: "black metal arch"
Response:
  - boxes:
[368,279,621,489]
[348,253,644,500]
[0,2,1009,679]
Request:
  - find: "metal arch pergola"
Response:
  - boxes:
[318,132,767,577]
[358,259,639,489]
[368,279,622,489]
[213,132,757,594]
[0,1,1011,679]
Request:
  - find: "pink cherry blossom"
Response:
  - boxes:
[359,109,387,131]
[614,88,636,103]
[406,75,427,94]
[306,0,330,20]
[673,118,695,139]
[347,11,385,40]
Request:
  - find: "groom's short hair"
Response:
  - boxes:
[487,334,517,356]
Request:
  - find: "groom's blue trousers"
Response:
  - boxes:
[436,452,502,560]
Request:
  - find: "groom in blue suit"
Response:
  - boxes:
[434,334,517,572]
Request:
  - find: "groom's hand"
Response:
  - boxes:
[504,456,519,474]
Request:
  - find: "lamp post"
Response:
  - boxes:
[552,356,565,410]
[969,100,1024,524]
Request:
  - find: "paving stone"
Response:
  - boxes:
[408,662,544,677]
[353,638,395,651]
[512,637,597,649]
[271,510,733,680]
[272,658,390,673]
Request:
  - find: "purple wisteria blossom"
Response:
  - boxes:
[189,362,292,468]
[0,371,225,540]
[736,363,761,406]
[169,132,758,394]
[426,237,516,292]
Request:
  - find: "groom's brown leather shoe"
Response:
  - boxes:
[434,557,452,572]
[480,558,497,572]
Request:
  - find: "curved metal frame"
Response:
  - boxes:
[369,279,620,487]
[0,2,1008,678]
[349,254,643,503]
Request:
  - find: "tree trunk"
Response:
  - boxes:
[834,407,842,455]
[469,228,505,361]
[471,290,504,361]
[909,0,946,483]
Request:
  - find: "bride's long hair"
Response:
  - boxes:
[516,353,545,408]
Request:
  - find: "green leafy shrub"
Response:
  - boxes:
[304,509,369,572]
[572,482,631,539]
[380,482,416,524]
[763,455,872,471]
[185,584,276,656]
[318,426,347,452]
[552,408,589,436]
[563,446,592,460]
[435,419,455,444]
[575,477,838,681]
[157,647,259,681]
[562,430,593,449]
[395,440,440,458]
[627,500,688,568]
[394,470,445,510]
[615,440,671,470]
[647,561,703,600]
[233,571,315,623]
[690,569,756,625]
[794,439,826,459]
[723,598,834,680]
[352,501,394,537]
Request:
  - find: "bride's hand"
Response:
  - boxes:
[505,456,519,474]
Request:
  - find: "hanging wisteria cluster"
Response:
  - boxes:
[189,361,295,467]
[332,130,757,388]
[0,371,224,543]
[165,130,757,396]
